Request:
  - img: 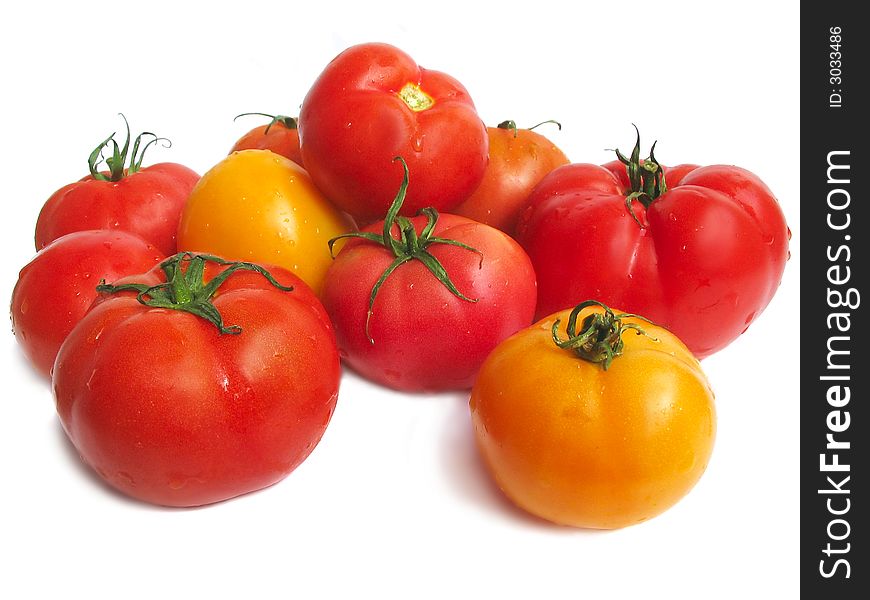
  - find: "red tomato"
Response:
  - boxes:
[517,130,790,358]
[321,159,537,391]
[53,253,340,507]
[35,117,199,256]
[453,120,569,234]
[10,230,164,378]
[299,42,488,222]
[229,113,303,166]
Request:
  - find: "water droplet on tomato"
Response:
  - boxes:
[19,299,28,315]
[411,135,424,152]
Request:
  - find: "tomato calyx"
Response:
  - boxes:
[496,119,562,139]
[551,300,658,370]
[615,125,668,227]
[88,114,170,183]
[95,252,294,334]
[233,112,299,135]
[328,157,483,344]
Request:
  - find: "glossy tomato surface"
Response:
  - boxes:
[52,255,340,507]
[322,214,537,391]
[230,115,303,166]
[517,159,790,358]
[10,230,164,377]
[470,303,716,529]
[453,121,569,234]
[299,42,488,221]
[36,162,199,256]
[177,149,354,295]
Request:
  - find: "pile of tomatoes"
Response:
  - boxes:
[10,42,789,528]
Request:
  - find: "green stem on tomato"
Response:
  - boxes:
[95,252,293,334]
[88,114,170,182]
[327,157,482,344]
[551,300,658,370]
[233,112,299,135]
[496,119,562,139]
[614,125,668,226]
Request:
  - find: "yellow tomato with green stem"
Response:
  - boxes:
[470,300,716,529]
[178,149,354,295]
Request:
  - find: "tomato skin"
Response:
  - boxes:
[470,304,716,529]
[517,161,790,358]
[52,259,339,507]
[230,120,303,166]
[322,214,537,391]
[10,230,164,378]
[36,163,199,256]
[299,42,489,221]
[177,149,354,296]
[453,124,569,234]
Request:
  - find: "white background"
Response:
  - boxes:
[0,2,799,598]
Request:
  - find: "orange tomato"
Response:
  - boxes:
[470,301,716,529]
[177,149,354,295]
[230,113,303,166]
[453,120,569,235]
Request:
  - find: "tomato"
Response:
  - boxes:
[470,301,716,529]
[229,113,303,166]
[299,42,489,222]
[10,230,164,378]
[177,149,354,296]
[321,159,536,391]
[52,252,340,507]
[453,120,569,235]
[516,129,790,358]
[36,117,199,256]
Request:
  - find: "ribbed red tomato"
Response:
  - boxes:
[517,130,790,358]
[299,42,488,222]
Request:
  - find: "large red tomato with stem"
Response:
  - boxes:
[230,112,304,166]
[299,42,489,222]
[321,158,537,392]
[11,230,164,378]
[453,119,569,235]
[516,128,790,358]
[52,252,340,507]
[36,115,199,256]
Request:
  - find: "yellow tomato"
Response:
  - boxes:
[178,150,353,295]
[470,301,716,529]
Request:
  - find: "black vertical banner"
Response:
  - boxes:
[801,4,866,596]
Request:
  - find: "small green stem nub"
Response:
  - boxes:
[497,119,562,139]
[614,125,668,226]
[234,112,299,135]
[551,300,658,370]
[327,157,483,344]
[96,253,293,334]
[88,114,170,182]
